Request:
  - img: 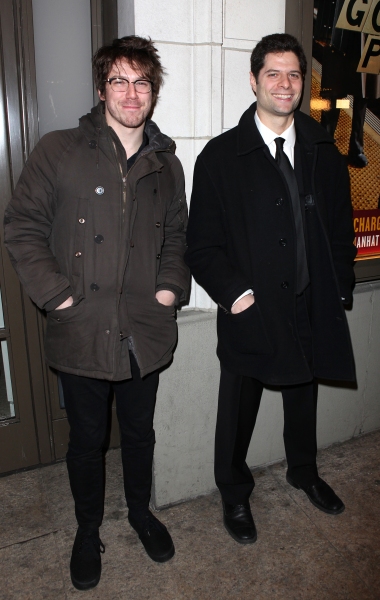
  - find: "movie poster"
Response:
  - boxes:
[312,0,380,260]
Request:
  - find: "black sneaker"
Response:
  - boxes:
[70,528,105,591]
[128,511,175,563]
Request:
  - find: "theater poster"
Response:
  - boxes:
[312,0,380,261]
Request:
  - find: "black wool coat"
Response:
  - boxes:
[185,103,357,386]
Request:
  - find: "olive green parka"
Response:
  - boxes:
[4,105,190,380]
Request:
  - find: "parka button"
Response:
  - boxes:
[90,283,99,291]
[89,140,97,149]
[279,238,287,246]
[105,329,110,334]
[155,222,161,228]
[75,251,82,257]
[275,198,284,206]
[95,186,104,195]
[94,234,104,244]
[156,253,161,259]
[153,189,157,194]
[78,218,85,224]
[130,241,134,247]
[281,281,289,289]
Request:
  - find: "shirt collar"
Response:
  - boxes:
[254,112,296,149]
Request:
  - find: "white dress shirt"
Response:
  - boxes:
[232,113,296,307]
[254,112,296,166]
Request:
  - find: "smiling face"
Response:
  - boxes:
[99,58,153,132]
[250,51,303,132]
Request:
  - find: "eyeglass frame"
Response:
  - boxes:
[104,77,153,94]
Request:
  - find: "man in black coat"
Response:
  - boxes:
[185,33,356,544]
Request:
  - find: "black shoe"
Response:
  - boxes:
[70,528,105,591]
[222,500,257,544]
[348,152,368,168]
[286,473,345,515]
[128,511,175,563]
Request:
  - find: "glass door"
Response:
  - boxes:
[0,290,15,421]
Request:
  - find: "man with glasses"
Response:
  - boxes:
[4,36,189,590]
[186,34,356,544]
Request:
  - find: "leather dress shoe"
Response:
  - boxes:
[128,511,175,563]
[222,501,257,544]
[347,152,368,168]
[286,473,345,515]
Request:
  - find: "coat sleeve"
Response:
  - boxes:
[185,155,253,311]
[329,153,357,304]
[3,135,73,310]
[156,156,190,304]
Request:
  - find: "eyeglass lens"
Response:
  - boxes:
[109,78,151,93]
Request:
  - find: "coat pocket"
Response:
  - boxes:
[45,299,113,373]
[128,298,177,369]
[226,302,273,355]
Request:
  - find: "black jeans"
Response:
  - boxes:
[59,353,159,530]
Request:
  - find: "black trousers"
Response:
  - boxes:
[215,294,318,505]
[59,353,159,530]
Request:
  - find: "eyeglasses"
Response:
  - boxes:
[105,77,153,94]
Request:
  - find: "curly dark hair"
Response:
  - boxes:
[93,35,165,112]
[250,33,307,80]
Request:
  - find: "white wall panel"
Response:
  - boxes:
[211,45,223,136]
[193,45,213,137]
[153,44,214,140]
[211,0,224,43]
[224,0,285,42]
[135,0,193,43]
[223,49,254,130]
[193,0,213,43]
[172,139,196,203]
[152,43,193,138]
[134,0,221,44]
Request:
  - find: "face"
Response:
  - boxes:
[250,51,303,125]
[99,59,153,131]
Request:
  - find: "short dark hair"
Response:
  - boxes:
[93,35,165,112]
[250,33,307,80]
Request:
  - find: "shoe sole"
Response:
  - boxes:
[128,516,175,563]
[144,543,175,563]
[70,571,101,591]
[286,475,345,515]
[223,521,257,544]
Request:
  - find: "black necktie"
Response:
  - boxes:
[274,137,310,294]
